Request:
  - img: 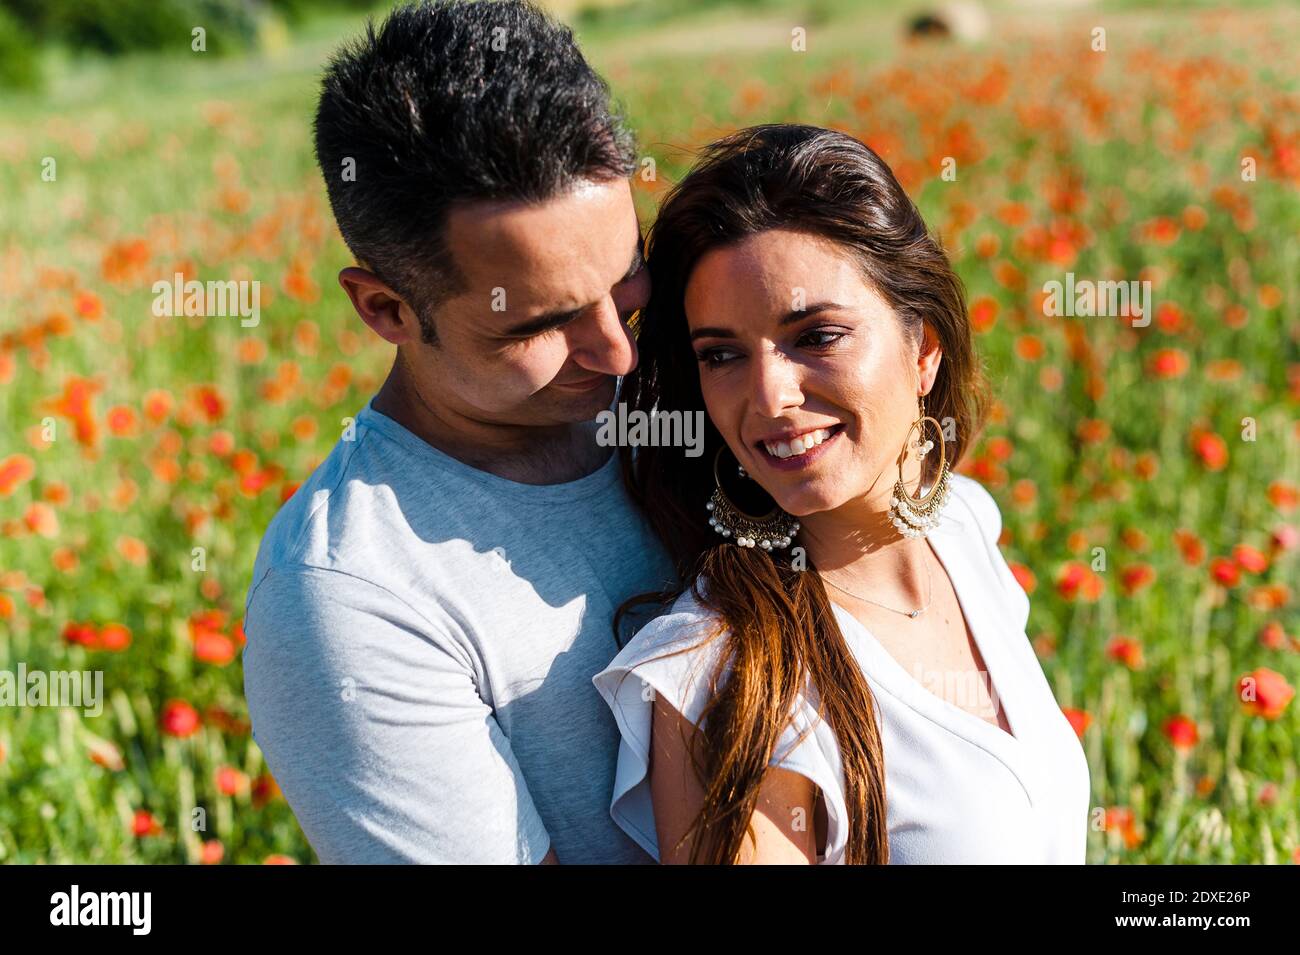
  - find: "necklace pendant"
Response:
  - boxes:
[908,609,921,619]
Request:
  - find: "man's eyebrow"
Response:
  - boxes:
[502,307,583,338]
[688,301,850,341]
[501,238,647,338]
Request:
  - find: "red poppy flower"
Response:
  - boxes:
[194,632,236,666]
[1209,557,1240,587]
[106,405,138,437]
[1271,525,1298,552]
[1258,621,1287,650]
[1162,714,1199,750]
[1062,707,1091,738]
[251,773,282,808]
[1268,481,1297,511]
[1148,348,1189,378]
[160,700,201,738]
[1232,544,1269,574]
[188,384,227,424]
[62,621,98,647]
[215,766,249,797]
[74,290,103,320]
[0,454,35,497]
[1173,529,1205,565]
[1120,564,1155,595]
[132,809,163,837]
[142,389,173,424]
[1008,562,1036,595]
[1105,635,1144,670]
[98,623,132,652]
[1238,668,1295,720]
[1104,807,1143,849]
[1056,562,1103,601]
[1191,431,1228,471]
[969,297,998,333]
[188,608,229,642]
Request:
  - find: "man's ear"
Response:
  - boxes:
[338,267,422,345]
[917,320,943,395]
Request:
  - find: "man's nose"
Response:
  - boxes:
[569,296,638,376]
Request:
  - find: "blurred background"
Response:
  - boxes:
[0,0,1297,864]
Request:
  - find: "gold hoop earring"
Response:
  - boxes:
[889,393,951,539]
[706,446,800,550]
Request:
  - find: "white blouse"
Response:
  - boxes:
[592,473,1092,864]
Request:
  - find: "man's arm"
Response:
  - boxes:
[243,564,553,864]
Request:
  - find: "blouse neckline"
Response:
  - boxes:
[824,494,1042,807]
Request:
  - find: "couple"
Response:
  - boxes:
[242,0,1090,864]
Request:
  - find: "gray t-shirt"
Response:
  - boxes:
[242,398,677,863]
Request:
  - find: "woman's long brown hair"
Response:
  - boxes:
[614,124,990,864]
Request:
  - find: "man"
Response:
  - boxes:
[242,0,675,863]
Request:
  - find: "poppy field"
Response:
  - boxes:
[0,2,1297,863]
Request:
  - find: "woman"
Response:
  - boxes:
[591,124,1091,864]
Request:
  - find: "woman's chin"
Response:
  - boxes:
[771,487,843,520]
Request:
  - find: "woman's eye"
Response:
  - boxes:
[696,330,843,366]
[799,328,845,349]
[695,348,737,367]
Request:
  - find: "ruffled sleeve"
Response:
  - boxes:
[591,585,848,863]
[949,473,1031,631]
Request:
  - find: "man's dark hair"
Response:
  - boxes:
[314,0,637,344]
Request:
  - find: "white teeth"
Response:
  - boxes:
[763,427,834,459]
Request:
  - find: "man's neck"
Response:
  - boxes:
[369,362,611,486]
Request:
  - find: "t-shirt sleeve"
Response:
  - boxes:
[590,592,843,862]
[242,564,552,864]
[952,474,1031,631]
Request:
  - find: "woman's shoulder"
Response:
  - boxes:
[944,473,1032,629]
[945,471,1003,545]
[590,577,848,863]
[593,579,735,727]
[618,581,728,652]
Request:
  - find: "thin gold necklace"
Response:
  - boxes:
[820,561,934,620]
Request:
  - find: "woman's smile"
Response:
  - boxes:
[753,422,846,471]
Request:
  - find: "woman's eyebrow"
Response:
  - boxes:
[688,302,851,341]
